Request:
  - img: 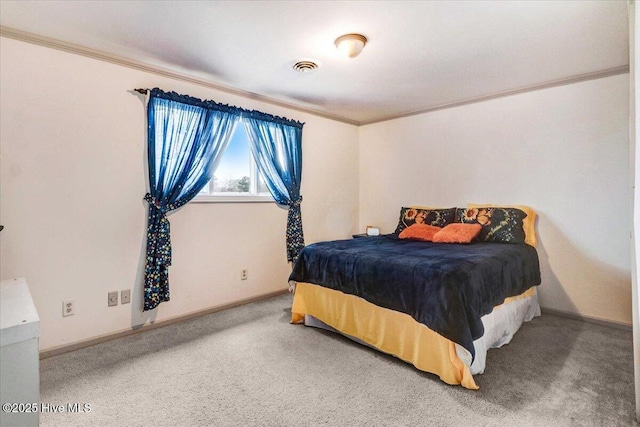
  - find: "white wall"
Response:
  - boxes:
[359,74,631,325]
[0,37,359,351]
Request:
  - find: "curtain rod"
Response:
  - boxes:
[134,88,148,94]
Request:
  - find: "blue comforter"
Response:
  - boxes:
[289,235,541,360]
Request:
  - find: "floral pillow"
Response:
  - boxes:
[467,203,537,246]
[456,207,527,244]
[394,207,457,234]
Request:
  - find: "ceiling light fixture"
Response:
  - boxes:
[334,33,367,58]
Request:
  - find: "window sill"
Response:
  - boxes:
[192,195,275,203]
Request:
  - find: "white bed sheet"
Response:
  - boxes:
[457,291,541,374]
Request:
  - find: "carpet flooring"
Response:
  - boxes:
[39,293,636,427]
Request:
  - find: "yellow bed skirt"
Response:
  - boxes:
[291,282,536,390]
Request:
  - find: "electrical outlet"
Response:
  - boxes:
[108,291,118,307]
[63,300,75,317]
[241,268,248,280]
[121,289,131,304]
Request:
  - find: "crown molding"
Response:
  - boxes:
[1,26,629,127]
[0,26,360,126]
[360,65,630,125]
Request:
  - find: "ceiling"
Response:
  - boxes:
[0,0,630,125]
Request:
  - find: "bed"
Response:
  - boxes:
[288,205,541,389]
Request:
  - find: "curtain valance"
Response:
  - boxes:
[149,88,304,128]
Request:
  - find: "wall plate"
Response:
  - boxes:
[108,291,118,307]
[63,300,75,317]
[121,289,131,304]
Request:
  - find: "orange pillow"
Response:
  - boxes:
[432,223,482,244]
[398,224,442,241]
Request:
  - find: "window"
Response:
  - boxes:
[195,122,272,202]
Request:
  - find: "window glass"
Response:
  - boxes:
[197,124,272,201]
[213,126,251,193]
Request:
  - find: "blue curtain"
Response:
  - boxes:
[144,88,239,311]
[242,114,305,263]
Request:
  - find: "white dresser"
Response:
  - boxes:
[1,277,40,427]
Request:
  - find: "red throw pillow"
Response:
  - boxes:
[398,224,442,241]
[432,223,482,244]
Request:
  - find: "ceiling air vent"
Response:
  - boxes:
[293,60,319,73]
